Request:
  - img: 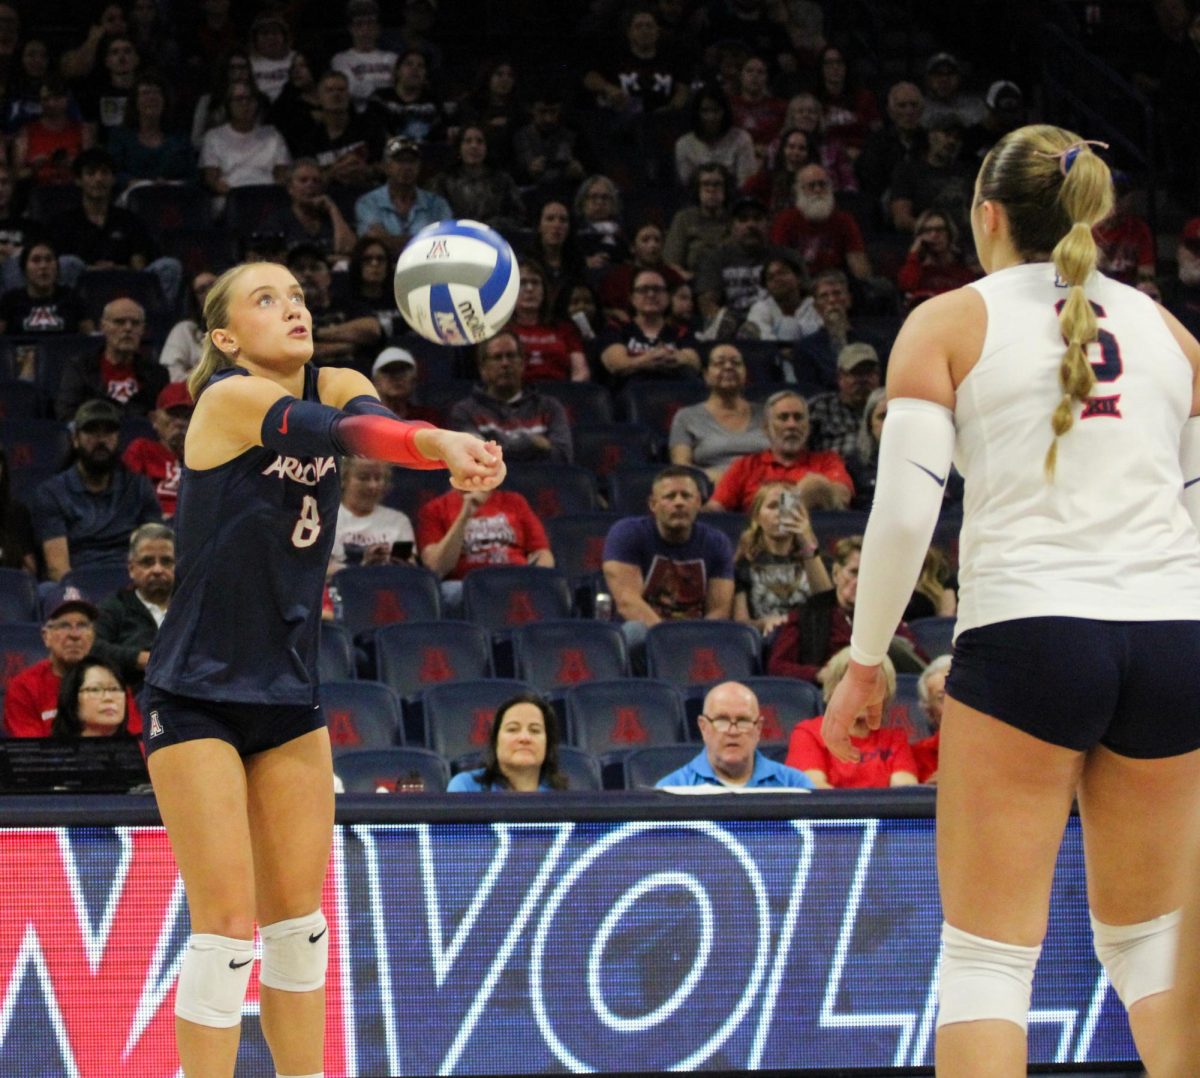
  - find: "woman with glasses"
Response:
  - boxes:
[447,693,567,792]
[896,208,978,309]
[597,267,701,385]
[509,259,589,382]
[572,174,629,272]
[51,657,134,740]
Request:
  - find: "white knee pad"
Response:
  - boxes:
[259,910,328,993]
[174,933,254,1028]
[1091,909,1180,1007]
[936,922,1041,1032]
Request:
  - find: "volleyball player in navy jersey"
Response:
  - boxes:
[142,260,504,1078]
[822,126,1200,1076]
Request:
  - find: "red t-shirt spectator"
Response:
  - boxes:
[769,207,866,277]
[785,715,917,788]
[3,658,143,737]
[730,95,788,149]
[711,448,853,513]
[510,321,586,383]
[122,438,182,517]
[99,357,143,406]
[911,731,939,783]
[417,490,549,581]
[896,254,978,304]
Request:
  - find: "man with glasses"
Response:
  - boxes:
[56,296,166,420]
[34,398,161,581]
[598,268,701,384]
[2,595,142,738]
[769,163,872,283]
[654,680,812,788]
[92,523,175,691]
[448,331,572,462]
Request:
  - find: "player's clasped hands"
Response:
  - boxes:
[821,660,887,763]
[436,433,506,492]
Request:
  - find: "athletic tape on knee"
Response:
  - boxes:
[1091,909,1180,1007]
[174,933,254,1028]
[935,922,1041,1031]
[259,910,328,993]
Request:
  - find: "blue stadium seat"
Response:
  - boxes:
[573,423,658,480]
[545,512,620,583]
[462,566,573,631]
[564,678,688,754]
[410,378,475,422]
[696,511,747,551]
[0,381,43,422]
[644,621,762,687]
[334,747,450,793]
[616,379,707,439]
[0,418,71,472]
[0,570,38,623]
[223,183,291,236]
[810,509,871,553]
[318,622,356,682]
[511,619,629,693]
[381,468,452,517]
[623,744,701,789]
[421,677,532,762]
[42,564,131,615]
[888,672,933,742]
[606,462,711,516]
[908,616,956,660]
[502,463,598,519]
[372,619,492,702]
[0,622,46,701]
[126,183,211,238]
[159,228,238,280]
[535,381,614,425]
[320,680,404,754]
[331,564,441,637]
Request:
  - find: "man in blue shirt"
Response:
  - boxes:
[656,681,812,789]
[354,135,452,258]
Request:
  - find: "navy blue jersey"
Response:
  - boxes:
[146,366,341,704]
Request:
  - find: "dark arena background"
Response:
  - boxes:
[0,0,1190,1075]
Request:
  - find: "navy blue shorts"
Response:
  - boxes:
[141,686,325,758]
[945,617,1200,759]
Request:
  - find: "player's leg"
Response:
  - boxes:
[148,738,255,1078]
[1077,744,1200,1073]
[1160,821,1200,1077]
[934,697,1085,1077]
[245,726,336,1078]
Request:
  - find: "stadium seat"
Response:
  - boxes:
[390,333,473,385]
[451,745,603,791]
[331,564,441,637]
[319,680,404,754]
[0,569,38,623]
[159,227,238,280]
[908,616,956,660]
[318,622,356,682]
[421,677,532,761]
[644,621,762,687]
[462,566,573,631]
[545,512,620,583]
[535,380,614,425]
[511,619,629,693]
[381,467,452,517]
[810,509,871,552]
[606,462,711,516]
[501,463,598,519]
[223,183,291,236]
[46,564,131,613]
[623,744,701,789]
[334,747,450,793]
[0,418,70,472]
[616,379,707,439]
[0,622,47,701]
[8,465,56,505]
[410,378,475,421]
[888,672,933,742]
[696,511,747,551]
[372,619,492,700]
[0,381,43,422]
[564,678,688,754]
[573,423,658,480]
[126,184,211,238]
[683,676,823,743]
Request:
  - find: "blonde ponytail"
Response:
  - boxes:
[186,262,258,400]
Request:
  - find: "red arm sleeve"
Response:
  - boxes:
[334,415,444,469]
[784,717,829,771]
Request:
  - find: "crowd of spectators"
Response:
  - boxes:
[0,0,1188,791]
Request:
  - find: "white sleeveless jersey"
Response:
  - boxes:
[954,262,1200,633]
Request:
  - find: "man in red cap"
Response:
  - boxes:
[3,593,142,737]
[122,381,192,518]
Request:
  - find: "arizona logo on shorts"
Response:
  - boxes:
[148,710,163,738]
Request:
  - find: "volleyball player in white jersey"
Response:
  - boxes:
[821,124,1200,1076]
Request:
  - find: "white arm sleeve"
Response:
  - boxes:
[850,397,957,666]
[1182,416,1200,533]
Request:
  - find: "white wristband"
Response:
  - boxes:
[850,396,956,665]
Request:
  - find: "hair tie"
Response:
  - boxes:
[1034,139,1109,176]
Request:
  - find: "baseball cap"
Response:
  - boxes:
[837,341,880,372]
[925,52,960,75]
[372,346,417,375]
[986,80,1023,113]
[156,382,194,414]
[731,195,768,219]
[46,589,98,624]
[74,398,122,430]
[385,135,421,160]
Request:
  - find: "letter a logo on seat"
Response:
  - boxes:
[373,590,407,625]
[759,704,782,741]
[555,648,592,685]
[470,708,492,744]
[328,709,360,746]
[506,590,538,625]
[419,646,454,684]
[611,706,647,744]
[688,647,724,684]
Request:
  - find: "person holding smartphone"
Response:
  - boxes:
[328,456,416,574]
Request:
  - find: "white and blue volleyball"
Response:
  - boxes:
[393,219,519,345]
